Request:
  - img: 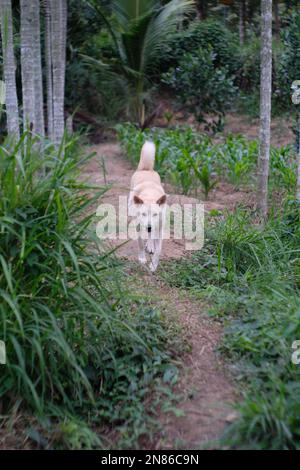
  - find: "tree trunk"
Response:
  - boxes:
[20,0,36,131]
[50,0,67,146]
[0,0,20,139]
[196,1,207,20]
[239,0,246,45]
[257,0,273,218]
[44,0,54,139]
[32,0,45,137]
[274,0,280,40]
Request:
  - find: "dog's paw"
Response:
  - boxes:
[149,260,159,273]
[138,255,147,265]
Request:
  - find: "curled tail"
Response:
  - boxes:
[137,141,155,171]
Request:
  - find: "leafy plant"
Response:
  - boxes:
[162,47,237,129]
[160,18,241,77]
[159,204,300,449]
[117,124,296,197]
[0,132,178,448]
[277,11,300,109]
[85,0,194,127]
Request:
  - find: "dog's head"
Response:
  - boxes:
[133,194,167,234]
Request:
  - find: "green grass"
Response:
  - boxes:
[0,132,182,449]
[158,202,300,449]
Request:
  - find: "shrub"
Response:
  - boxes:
[160,19,241,76]
[162,48,237,130]
[277,12,300,109]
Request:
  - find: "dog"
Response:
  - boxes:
[128,141,167,272]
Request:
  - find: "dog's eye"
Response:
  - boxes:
[153,213,158,217]
[142,213,147,217]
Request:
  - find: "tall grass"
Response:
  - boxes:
[0,133,176,448]
[159,202,300,449]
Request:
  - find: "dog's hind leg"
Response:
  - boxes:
[149,212,165,272]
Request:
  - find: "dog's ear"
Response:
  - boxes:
[156,194,167,206]
[134,195,144,205]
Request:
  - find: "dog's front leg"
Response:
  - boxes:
[137,236,147,266]
[149,238,162,272]
[149,212,165,272]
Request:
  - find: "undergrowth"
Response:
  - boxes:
[0,133,181,449]
[158,202,300,449]
[116,123,296,198]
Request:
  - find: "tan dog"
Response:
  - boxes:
[128,141,167,272]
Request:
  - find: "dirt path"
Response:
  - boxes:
[83,143,240,449]
[83,143,252,260]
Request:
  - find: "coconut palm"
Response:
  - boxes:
[32,0,45,138]
[50,0,67,146]
[0,0,20,138]
[87,0,195,127]
[20,0,36,130]
[44,0,54,140]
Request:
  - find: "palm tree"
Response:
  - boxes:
[20,0,36,131]
[44,0,54,139]
[50,0,67,146]
[0,0,20,139]
[88,0,195,127]
[32,0,45,137]
[257,0,272,218]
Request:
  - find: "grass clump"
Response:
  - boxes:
[0,133,179,448]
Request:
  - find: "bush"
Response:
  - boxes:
[277,12,300,109]
[0,133,176,448]
[160,19,241,77]
[162,48,237,130]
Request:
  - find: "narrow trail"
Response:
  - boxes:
[82,143,245,449]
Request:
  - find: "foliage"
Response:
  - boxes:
[236,37,261,92]
[162,47,237,130]
[159,203,300,449]
[84,0,195,127]
[277,12,300,109]
[117,124,296,197]
[160,19,241,76]
[0,133,178,448]
[116,123,219,197]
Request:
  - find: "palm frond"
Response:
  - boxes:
[111,0,160,26]
[141,0,195,73]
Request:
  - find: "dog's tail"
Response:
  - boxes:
[137,141,155,171]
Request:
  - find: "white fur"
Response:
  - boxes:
[137,141,156,171]
[128,141,167,272]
